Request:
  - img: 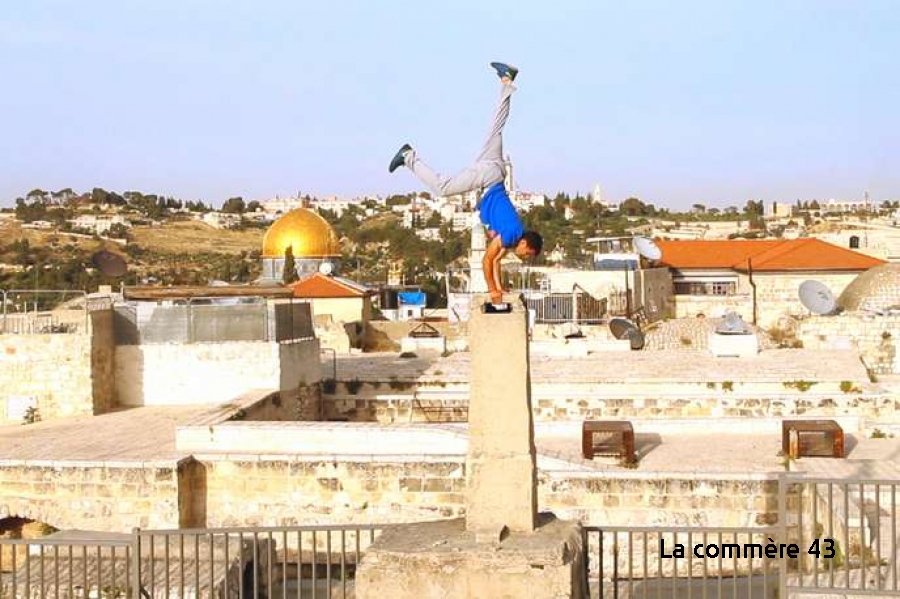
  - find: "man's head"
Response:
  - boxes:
[514,230,543,260]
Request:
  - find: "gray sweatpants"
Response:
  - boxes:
[404,82,515,197]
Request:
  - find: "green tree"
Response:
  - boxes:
[425,211,442,228]
[744,200,763,216]
[26,189,47,202]
[620,197,648,216]
[222,197,246,213]
[282,245,298,284]
[91,187,109,205]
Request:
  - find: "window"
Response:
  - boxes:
[849,235,860,249]
[674,281,736,296]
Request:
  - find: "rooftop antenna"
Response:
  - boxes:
[864,190,869,249]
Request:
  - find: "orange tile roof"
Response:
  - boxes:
[656,239,884,272]
[289,273,372,298]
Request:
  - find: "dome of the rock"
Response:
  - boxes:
[262,208,340,259]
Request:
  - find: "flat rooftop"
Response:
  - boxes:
[2,405,898,480]
[329,349,872,384]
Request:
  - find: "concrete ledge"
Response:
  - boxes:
[176,420,469,454]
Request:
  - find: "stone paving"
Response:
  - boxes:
[331,348,871,384]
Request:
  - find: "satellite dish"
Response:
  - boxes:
[318,262,334,276]
[799,280,838,315]
[90,250,127,278]
[633,237,662,261]
[716,311,750,335]
[609,317,645,350]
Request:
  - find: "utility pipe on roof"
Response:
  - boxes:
[748,258,757,325]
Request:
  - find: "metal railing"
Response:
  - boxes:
[521,289,609,324]
[0,535,134,598]
[786,476,900,596]
[0,523,385,598]
[133,524,384,598]
[0,289,98,335]
[113,298,316,345]
[2,476,899,597]
[583,526,781,598]
[585,475,900,598]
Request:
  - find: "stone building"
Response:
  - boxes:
[656,238,885,327]
[798,263,900,375]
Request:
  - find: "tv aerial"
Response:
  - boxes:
[633,236,662,261]
[609,316,645,350]
[90,250,128,278]
[798,280,838,316]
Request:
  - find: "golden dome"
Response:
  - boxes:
[262,208,340,258]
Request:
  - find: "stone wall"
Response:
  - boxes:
[0,460,184,531]
[115,338,320,406]
[674,294,752,321]
[673,272,862,329]
[0,309,115,424]
[798,313,900,375]
[751,272,860,329]
[191,455,781,529]
[320,379,896,423]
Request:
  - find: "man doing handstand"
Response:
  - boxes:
[388,62,543,304]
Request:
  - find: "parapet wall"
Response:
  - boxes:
[192,454,781,529]
[320,381,897,423]
[115,338,320,406]
[0,459,184,531]
[0,309,115,424]
[798,313,900,375]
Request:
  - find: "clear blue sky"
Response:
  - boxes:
[1,1,898,209]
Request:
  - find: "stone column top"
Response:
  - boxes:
[469,293,528,314]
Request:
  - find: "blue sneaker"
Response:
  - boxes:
[490,62,518,81]
[388,143,412,173]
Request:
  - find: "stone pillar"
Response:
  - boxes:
[356,293,584,599]
[466,294,537,535]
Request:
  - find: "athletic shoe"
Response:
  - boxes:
[490,62,519,81]
[388,143,412,173]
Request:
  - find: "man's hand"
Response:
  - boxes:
[490,289,503,304]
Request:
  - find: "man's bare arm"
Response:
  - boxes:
[483,236,507,302]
